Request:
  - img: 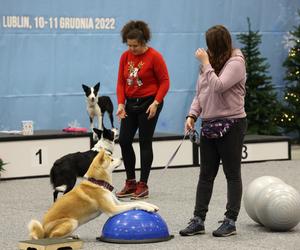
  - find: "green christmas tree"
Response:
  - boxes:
[237,17,281,135]
[276,10,300,143]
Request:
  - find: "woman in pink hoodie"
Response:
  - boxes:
[180,25,247,237]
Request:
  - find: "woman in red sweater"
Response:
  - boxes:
[116,20,170,199]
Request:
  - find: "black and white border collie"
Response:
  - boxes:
[50,127,118,202]
[82,82,114,140]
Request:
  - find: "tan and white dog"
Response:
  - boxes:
[28,149,158,239]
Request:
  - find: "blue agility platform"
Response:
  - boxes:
[98,209,174,243]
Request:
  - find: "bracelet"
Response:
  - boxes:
[186,115,197,122]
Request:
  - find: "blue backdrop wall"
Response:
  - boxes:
[0,0,299,134]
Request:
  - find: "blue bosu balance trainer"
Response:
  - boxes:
[98,209,174,243]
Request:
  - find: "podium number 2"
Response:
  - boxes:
[35,149,42,165]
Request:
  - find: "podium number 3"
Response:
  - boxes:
[35,149,42,165]
[242,145,248,159]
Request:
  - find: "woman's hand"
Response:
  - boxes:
[195,48,210,65]
[146,101,159,119]
[116,104,127,121]
[185,117,195,133]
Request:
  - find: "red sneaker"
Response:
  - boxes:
[116,179,137,198]
[131,181,149,200]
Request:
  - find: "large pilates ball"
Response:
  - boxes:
[255,183,300,231]
[243,176,285,224]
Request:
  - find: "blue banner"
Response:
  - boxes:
[0,0,299,133]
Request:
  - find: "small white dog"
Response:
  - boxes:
[82,82,114,140]
[28,149,158,239]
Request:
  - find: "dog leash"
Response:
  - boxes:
[132,130,191,199]
[116,130,197,199]
[164,130,190,169]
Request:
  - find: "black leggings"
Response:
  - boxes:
[118,101,163,183]
[194,118,247,221]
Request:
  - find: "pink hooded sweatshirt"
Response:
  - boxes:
[189,49,247,120]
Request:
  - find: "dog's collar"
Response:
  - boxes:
[87,178,114,191]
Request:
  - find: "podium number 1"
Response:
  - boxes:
[35,149,42,165]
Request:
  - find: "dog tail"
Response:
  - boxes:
[28,219,45,239]
[55,185,67,192]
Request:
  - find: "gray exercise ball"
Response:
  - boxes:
[243,176,285,224]
[255,183,300,231]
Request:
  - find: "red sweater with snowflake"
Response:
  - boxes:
[116,47,170,104]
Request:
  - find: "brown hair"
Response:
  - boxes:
[205,25,232,75]
[121,20,151,45]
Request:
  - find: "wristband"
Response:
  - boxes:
[186,115,197,122]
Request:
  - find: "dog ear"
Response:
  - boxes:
[94,82,100,92]
[95,149,105,163]
[102,126,112,140]
[82,84,89,92]
[93,128,103,138]
[84,149,105,178]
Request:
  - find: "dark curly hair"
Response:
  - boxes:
[121,20,151,44]
[205,25,233,75]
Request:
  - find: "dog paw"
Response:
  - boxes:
[149,204,159,212]
[145,206,159,213]
[68,234,80,240]
[136,202,159,212]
